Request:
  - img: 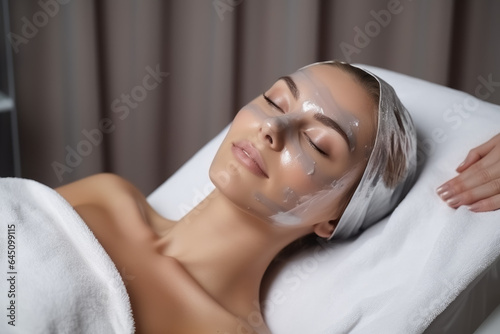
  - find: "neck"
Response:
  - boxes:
[157,188,311,318]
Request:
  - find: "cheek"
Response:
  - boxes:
[269,170,358,226]
[233,102,270,126]
[262,168,333,217]
[273,166,322,199]
[233,109,253,125]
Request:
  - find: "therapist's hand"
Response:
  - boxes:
[437,133,500,212]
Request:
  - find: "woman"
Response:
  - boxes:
[53,60,450,333]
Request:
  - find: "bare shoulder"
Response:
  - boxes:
[55,173,175,235]
[55,173,134,206]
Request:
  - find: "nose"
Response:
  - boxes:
[258,116,288,151]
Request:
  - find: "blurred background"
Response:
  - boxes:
[1,0,499,194]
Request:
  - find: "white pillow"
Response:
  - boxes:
[147,65,500,333]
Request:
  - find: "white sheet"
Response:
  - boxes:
[0,178,134,334]
[147,65,500,333]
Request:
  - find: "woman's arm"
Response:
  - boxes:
[437,133,500,212]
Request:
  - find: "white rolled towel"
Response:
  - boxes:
[0,178,134,334]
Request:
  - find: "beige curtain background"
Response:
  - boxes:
[7,0,500,194]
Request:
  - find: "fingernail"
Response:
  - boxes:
[457,161,465,169]
[436,184,449,195]
[446,197,460,206]
[468,203,480,212]
[439,191,453,200]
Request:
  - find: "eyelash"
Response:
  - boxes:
[305,133,328,156]
[262,93,284,113]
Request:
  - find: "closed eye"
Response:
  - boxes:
[304,133,328,156]
[263,93,284,113]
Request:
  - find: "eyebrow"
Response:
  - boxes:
[278,76,300,100]
[313,113,352,150]
[279,75,352,149]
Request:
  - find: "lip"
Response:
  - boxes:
[231,141,269,178]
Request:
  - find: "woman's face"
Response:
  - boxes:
[210,64,377,228]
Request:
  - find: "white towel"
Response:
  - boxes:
[262,167,500,334]
[260,70,500,332]
[0,178,134,334]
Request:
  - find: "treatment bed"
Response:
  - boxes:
[2,64,499,334]
[147,65,500,333]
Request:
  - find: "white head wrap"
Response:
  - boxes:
[303,61,418,240]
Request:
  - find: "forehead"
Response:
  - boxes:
[295,65,376,118]
[290,65,378,148]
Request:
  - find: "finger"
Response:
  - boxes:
[442,178,500,209]
[456,139,496,173]
[456,152,479,173]
[468,193,500,212]
[437,155,500,200]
